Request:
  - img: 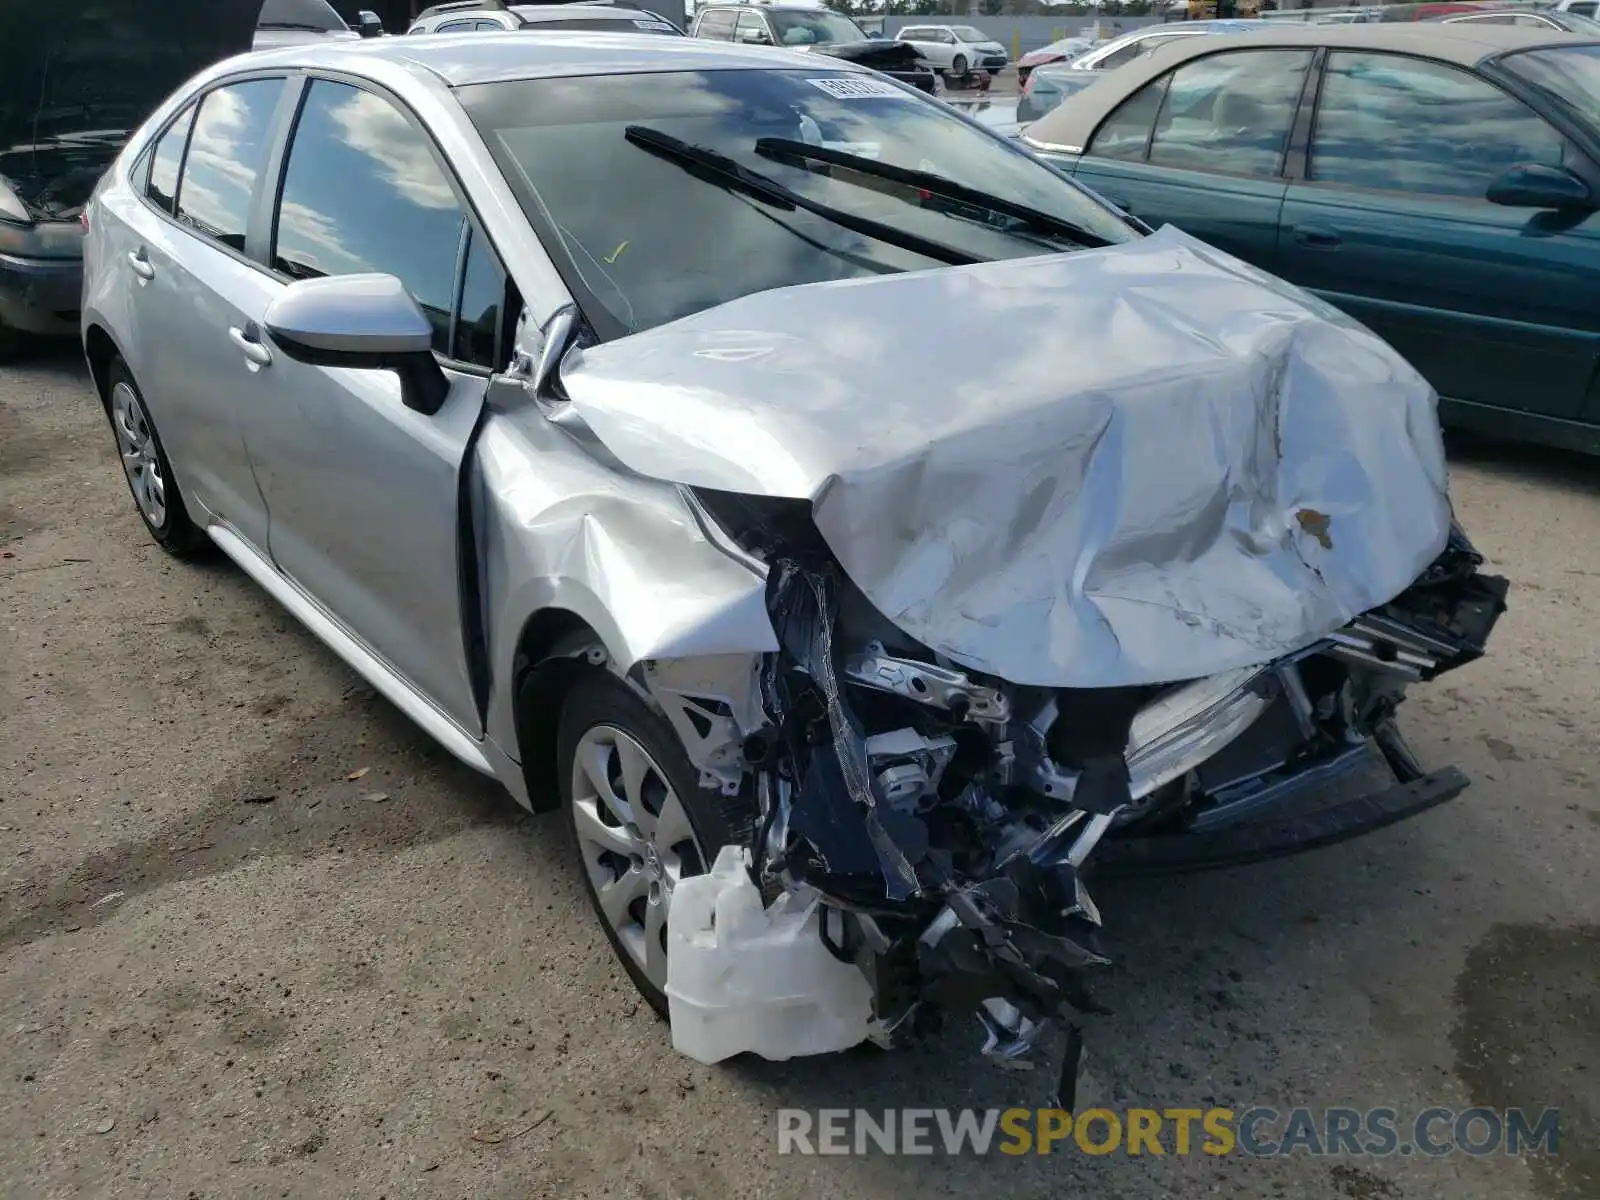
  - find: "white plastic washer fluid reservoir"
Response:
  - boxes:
[666,845,873,1064]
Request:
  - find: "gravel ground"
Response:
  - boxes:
[1,343,1596,1199]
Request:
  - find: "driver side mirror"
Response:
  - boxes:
[1486,162,1594,210]
[737,25,772,43]
[264,274,451,416]
[356,10,384,36]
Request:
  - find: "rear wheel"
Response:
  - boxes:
[558,670,728,1016]
[951,53,968,76]
[105,358,207,556]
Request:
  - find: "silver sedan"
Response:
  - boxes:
[81,30,1505,1085]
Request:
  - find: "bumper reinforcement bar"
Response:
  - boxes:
[1091,766,1470,878]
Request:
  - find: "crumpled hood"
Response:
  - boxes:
[0,0,258,218]
[560,226,1453,689]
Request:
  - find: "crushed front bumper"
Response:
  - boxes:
[656,511,1508,1091]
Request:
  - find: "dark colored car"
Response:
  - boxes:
[0,1,260,359]
[1022,24,1600,454]
[690,3,938,94]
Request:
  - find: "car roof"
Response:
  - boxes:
[1023,23,1594,148]
[508,4,674,21]
[698,2,836,8]
[239,27,817,84]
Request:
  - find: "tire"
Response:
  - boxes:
[104,357,207,557]
[556,669,748,1017]
[951,54,968,76]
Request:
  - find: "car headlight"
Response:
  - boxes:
[0,176,30,225]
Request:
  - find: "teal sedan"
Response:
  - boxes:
[1021,23,1600,454]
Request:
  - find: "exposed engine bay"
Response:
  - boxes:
[645,494,1507,1095]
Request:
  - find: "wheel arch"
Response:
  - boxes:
[83,322,123,409]
[511,606,612,812]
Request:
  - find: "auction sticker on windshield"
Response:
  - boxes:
[807,77,910,100]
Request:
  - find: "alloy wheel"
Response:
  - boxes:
[110,381,167,529]
[569,724,702,993]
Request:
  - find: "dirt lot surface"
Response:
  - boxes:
[2,344,1597,1199]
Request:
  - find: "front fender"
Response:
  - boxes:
[475,403,777,757]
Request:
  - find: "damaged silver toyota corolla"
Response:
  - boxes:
[82,34,1506,1095]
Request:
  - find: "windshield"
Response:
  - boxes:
[766,10,866,45]
[1502,43,1600,128]
[951,25,989,40]
[258,0,347,31]
[461,68,1132,338]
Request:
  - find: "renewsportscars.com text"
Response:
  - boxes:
[776,1106,1561,1157]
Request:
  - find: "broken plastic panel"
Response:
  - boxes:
[666,845,874,1064]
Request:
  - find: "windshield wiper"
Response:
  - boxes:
[754,137,1115,249]
[623,125,979,267]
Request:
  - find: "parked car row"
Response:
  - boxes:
[690,4,938,94]
[1022,22,1600,453]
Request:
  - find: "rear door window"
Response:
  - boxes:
[1086,76,1170,161]
[1147,49,1311,176]
[175,79,286,252]
[146,104,197,217]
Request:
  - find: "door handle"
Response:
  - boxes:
[1293,224,1342,248]
[127,249,155,280]
[228,322,273,369]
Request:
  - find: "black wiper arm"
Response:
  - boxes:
[754,136,1114,248]
[623,125,979,267]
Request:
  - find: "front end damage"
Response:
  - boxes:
[539,229,1511,1087]
[640,501,1505,1091]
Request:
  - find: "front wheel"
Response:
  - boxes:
[558,670,721,1016]
[104,358,207,556]
[951,53,968,76]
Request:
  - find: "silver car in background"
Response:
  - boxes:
[80,31,1505,1089]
